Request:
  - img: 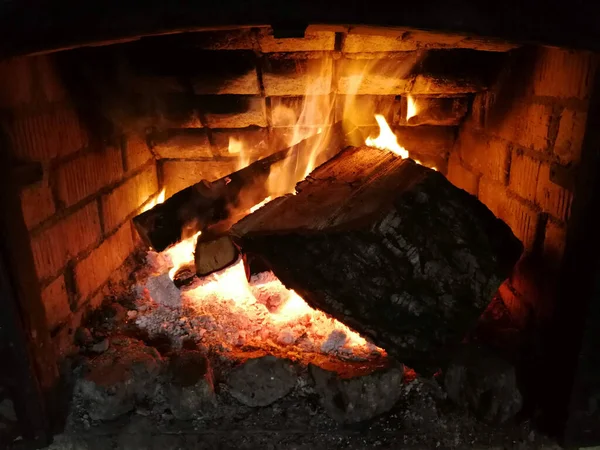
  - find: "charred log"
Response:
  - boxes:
[133,124,343,251]
[232,146,523,372]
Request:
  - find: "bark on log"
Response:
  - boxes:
[133,124,343,251]
[231,146,523,372]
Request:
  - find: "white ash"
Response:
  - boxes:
[133,258,383,362]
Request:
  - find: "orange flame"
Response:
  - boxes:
[366,115,409,158]
[162,231,201,279]
[143,188,166,212]
[250,196,272,213]
[228,137,250,170]
[406,95,417,121]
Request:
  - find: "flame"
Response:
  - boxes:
[228,137,250,170]
[249,196,272,213]
[162,231,201,279]
[406,95,417,121]
[366,115,409,158]
[143,189,166,212]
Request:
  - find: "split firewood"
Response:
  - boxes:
[133,124,344,251]
[231,146,523,372]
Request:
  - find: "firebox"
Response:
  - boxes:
[1,6,600,449]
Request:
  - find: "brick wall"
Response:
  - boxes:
[0,54,160,358]
[55,26,514,197]
[447,46,598,327]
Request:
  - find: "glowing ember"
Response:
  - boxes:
[161,231,201,279]
[249,196,272,213]
[406,95,418,121]
[137,245,384,369]
[366,114,410,159]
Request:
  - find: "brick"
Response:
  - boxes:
[56,146,123,207]
[337,57,415,95]
[151,129,212,159]
[479,177,539,250]
[192,28,256,50]
[271,126,329,150]
[455,38,520,52]
[343,30,419,52]
[162,160,238,197]
[543,220,567,270]
[409,74,483,95]
[200,95,267,128]
[532,47,598,101]
[554,109,587,165]
[536,163,573,221]
[20,180,55,229]
[101,166,158,233]
[210,127,272,162]
[262,56,333,96]
[399,96,468,126]
[335,95,396,126]
[456,132,509,183]
[259,29,335,52]
[74,223,134,301]
[124,134,153,172]
[41,275,71,329]
[500,196,539,251]
[31,202,101,280]
[478,177,508,218]
[132,75,187,94]
[394,126,456,157]
[0,57,34,108]
[508,151,542,202]
[488,101,553,152]
[192,51,260,95]
[4,105,88,161]
[136,93,203,129]
[446,152,479,195]
[272,95,336,127]
[35,55,68,103]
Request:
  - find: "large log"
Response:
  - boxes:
[231,146,523,372]
[133,124,343,251]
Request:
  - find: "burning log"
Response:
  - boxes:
[194,220,240,277]
[231,146,523,372]
[133,125,343,252]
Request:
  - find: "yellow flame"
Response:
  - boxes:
[365,115,409,158]
[228,137,250,170]
[143,189,166,212]
[163,231,201,280]
[406,95,417,121]
[249,196,272,213]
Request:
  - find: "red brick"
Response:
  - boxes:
[20,180,55,229]
[101,166,158,233]
[41,275,71,329]
[337,57,414,95]
[151,130,212,159]
[488,101,552,152]
[508,152,542,202]
[554,109,587,165]
[259,29,335,53]
[56,146,123,207]
[0,57,34,108]
[343,29,419,52]
[210,128,272,161]
[532,47,598,101]
[446,152,479,195]
[544,220,567,270]
[409,74,483,95]
[74,223,134,301]
[478,178,508,218]
[456,131,510,183]
[4,105,88,161]
[162,160,238,198]
[500,196,540,252]
[478,178,539,251]
[536,163,572,221]
[124,134,153,172]
[31,202,101,280]
[262,56,333,96]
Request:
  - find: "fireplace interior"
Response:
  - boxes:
[1,20,599,449]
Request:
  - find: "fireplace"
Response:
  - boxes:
[1,12,599,448]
